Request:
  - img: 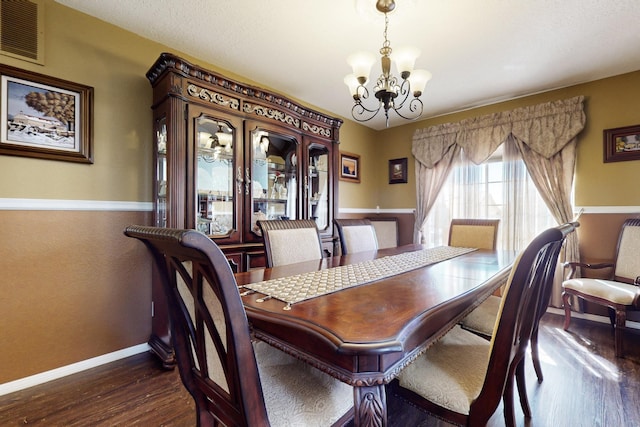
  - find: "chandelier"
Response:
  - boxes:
[344,0,431,127]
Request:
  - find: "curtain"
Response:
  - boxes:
[412,96,586,307]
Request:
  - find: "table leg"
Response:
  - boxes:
[354,384,387,426]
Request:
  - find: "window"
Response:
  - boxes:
[421,141,556,251]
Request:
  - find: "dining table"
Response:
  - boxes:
[235,243,517,426]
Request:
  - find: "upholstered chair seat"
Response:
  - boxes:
[563,279,638,305]
[253,341,353,426]
[397,325,490,415]
[458,295,502,337]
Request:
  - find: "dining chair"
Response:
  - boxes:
[258,219,324,267]
[333,218,379,255]
[124,225,354,427]
[389,222,577,427]
[562,218,640,357]
[448,218,500,250]
[460,221,580,384]
[366,217,399,249]
[456,219,502,339]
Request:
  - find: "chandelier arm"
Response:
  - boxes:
[355,84,371,101]
[392,78,412,110]
[351,101,382,123]
[393,97,424,121]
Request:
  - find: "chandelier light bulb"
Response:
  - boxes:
[344,74,361,98]
[408,69,432,97]
[392,46,420,78]
[347,51,376,84]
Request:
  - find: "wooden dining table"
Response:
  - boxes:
[235,244,516,426]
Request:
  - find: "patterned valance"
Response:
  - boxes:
[412,96,586,167]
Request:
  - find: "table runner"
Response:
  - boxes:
[242,246,476,309]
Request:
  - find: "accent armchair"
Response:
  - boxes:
[562,218,640,357]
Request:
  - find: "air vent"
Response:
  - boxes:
[0,0,44,65]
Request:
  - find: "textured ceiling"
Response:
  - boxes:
[55,0,640,130]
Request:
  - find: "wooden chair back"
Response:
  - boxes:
[448,218,500,250]
[123,226,270,426]
[469,222,576,423]
[333,218,378,255]
[258,219,323,267]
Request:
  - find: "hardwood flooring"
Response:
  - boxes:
[1,313,639,426]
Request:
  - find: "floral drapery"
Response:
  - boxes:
[412,96,585,307]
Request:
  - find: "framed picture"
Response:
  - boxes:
[0,64,93,163]
[340,151,360,183]
[603,124,640,163]
[389,157,408,184]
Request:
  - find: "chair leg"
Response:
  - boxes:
[614,309,626,357]
[530,325,543,383]
[562,292,572,330]
[502,374,517,427]
[608,307,616,328]
[515,360,532,418]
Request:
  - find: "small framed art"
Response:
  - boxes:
[603,124,640,163]
[0,64,94,163]
[389,157,408,184]
[340,151,360,183]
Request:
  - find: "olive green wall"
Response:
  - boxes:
[1,0,638,388]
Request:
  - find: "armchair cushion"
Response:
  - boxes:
[562,278,638,305]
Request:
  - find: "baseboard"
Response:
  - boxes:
[546,307,640,330]
[0,343,150,397]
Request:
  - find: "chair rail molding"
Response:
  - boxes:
[0,198,153,211]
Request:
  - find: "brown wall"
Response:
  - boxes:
[1,209,151,382]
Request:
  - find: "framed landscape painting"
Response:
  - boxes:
[0,64,93,163]
[389,157,408,184]
[340,151,360,183]
[603,124,640,163]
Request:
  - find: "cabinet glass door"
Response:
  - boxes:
[155,117,167,228]
[250,128,298,235]
[195,115,236,237]
[308,144,330,232]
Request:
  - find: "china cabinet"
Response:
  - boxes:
[146,53,341,366]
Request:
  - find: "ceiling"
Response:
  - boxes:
[55,0,640,130]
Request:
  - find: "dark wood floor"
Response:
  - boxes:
[1,313,639,426]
